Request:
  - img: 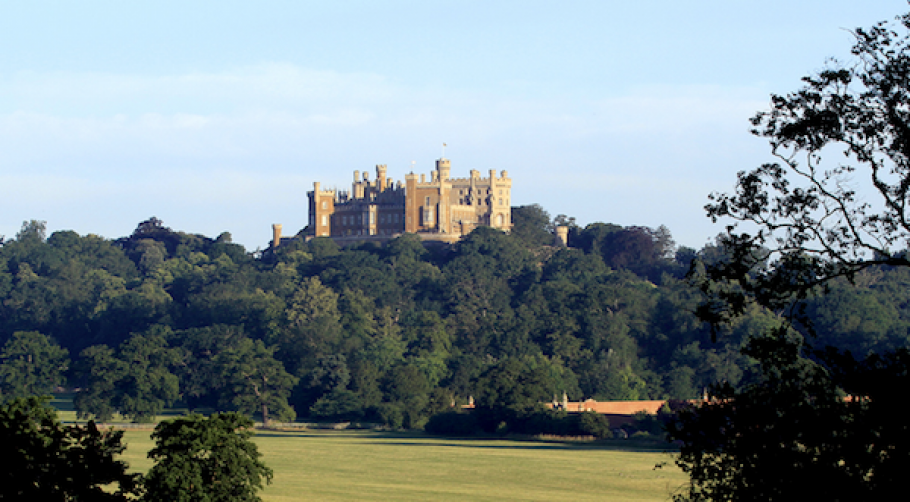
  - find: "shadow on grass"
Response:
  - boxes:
[253,429,675,453]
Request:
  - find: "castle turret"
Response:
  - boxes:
[376,164,387,192]
[308,181,335,237]
[436,158,451,181]
[271,224,282,249]
[405,172,419,233]
[556,226,569,246]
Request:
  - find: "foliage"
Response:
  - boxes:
[510,204,554,247]
[0,396,139,501]
[424,410,481,436]
[0,331,69,399]
[74,333,180,422]
[142,413,273,502]
[670,332,910,500]
[673,9,910,501]
[698,10,910,324]
[309,389,364,422]
[578,411,612,439]
[2,200,908,432]
[215,339,298,426]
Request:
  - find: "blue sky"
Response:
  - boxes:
[0,1,905,251]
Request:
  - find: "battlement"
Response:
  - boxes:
[416,172,511,186]
[298,156,512,243]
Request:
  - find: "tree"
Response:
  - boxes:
[670,332,910,501]
[73,345,123,422]
[74,333,181,422]
[16,220,47,244]
[598,225,676,282]
[673,9,910,501]
[0,331,69,399]
[510,204,553,247]
[215,339,298,426]
[700,11,910,323]
[142,413,272,502]
[173,324,247,410]
[0,396,139,501]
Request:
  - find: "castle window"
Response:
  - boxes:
[499,198,503,206]
[321,215,327,226]
[322,201,327,209]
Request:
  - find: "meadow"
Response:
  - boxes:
[118,429,686,502]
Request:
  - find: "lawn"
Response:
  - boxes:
[119,429,686,502]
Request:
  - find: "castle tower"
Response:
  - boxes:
[307,181,335,237]
[271,224,282,248]
[376,164,387,192]
[556,226,569,246]
[436,158,451,181]
[405,172,419,233]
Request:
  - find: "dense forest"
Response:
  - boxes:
[1,206,908,428]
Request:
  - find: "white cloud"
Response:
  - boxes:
[0,64,776,249]
[0,64,398,115]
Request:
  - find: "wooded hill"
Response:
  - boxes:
[1,206,908,428]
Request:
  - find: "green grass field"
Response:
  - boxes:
[118,429,685,501]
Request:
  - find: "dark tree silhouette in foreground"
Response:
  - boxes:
[0,397,139,501]
[671,9,910,501]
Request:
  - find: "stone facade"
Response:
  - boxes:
[305,158,512,243]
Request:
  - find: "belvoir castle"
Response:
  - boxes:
[292,158,512,245]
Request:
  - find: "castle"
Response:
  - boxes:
[285,158,512,245]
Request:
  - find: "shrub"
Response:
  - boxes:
[309,389,364,422]
[579,412,612,439]
[425,411,481,436]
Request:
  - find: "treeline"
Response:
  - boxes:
[1,208,908,428]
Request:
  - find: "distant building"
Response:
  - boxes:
[299,158,512,245]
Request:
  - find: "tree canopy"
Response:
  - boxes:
[0,396,139,501]
[700,9,910,323]
[0,331,69,399]
[672,9,910,501]
[142,413,273,502]
[1,201,908,436]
